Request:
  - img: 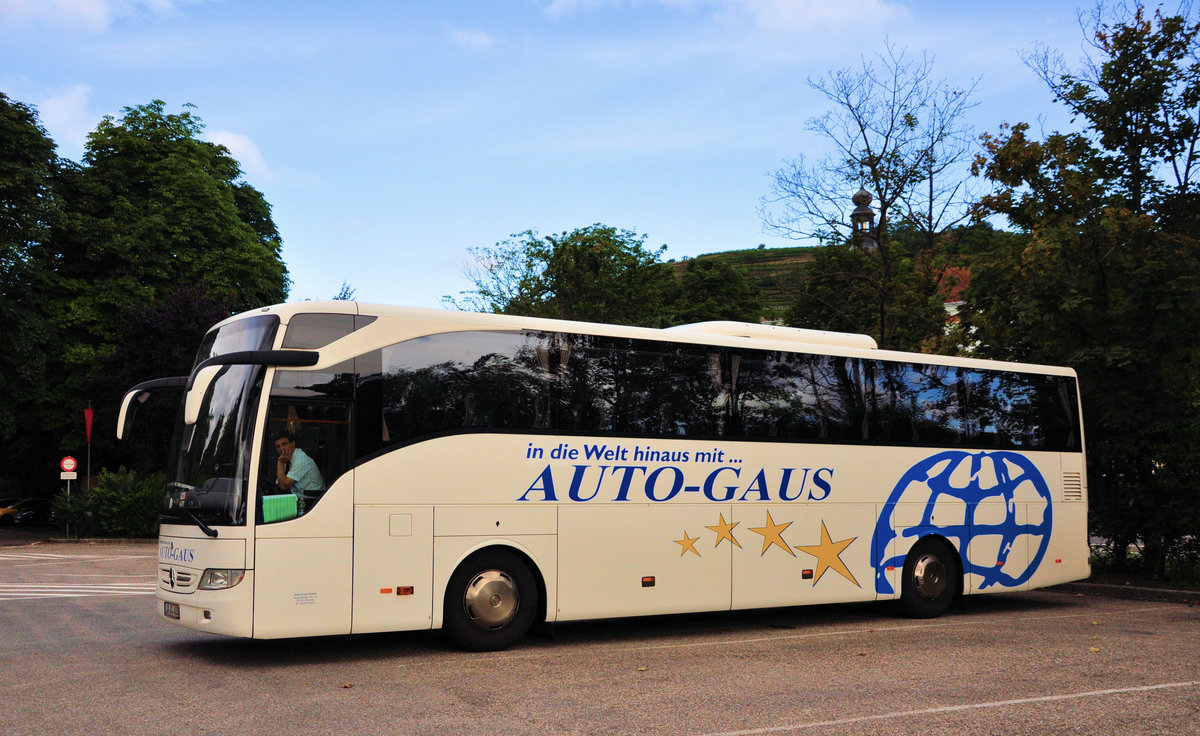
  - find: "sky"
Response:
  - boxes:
[1,0,1088,309]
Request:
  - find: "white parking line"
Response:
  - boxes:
[0,552,154,567]
[482,604,1183,665]
[697,681,1200,736]
[0,582,157,600]
[607,604,1180,653]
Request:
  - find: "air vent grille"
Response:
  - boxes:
[1063,472,1084,501]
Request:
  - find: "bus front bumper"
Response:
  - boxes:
[158,570,255,638]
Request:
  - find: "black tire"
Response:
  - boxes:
[900,537,959,618]
[442,549,538,651]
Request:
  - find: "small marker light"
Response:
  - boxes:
[641,577,655,588]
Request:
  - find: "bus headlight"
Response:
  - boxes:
[198,569,246,590]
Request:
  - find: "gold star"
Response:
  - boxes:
[706,513,741,549]
[795,521,860,587]
[748,511,795,557]
[674,531,701,557]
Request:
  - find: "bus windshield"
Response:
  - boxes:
[161,315,279,527]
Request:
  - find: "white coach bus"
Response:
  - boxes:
[120,301,1088,650]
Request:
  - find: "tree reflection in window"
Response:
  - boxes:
[351,329,1081,461]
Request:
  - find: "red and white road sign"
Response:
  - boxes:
[60,456,78,473]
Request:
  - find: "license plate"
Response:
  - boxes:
[164,601,180,619]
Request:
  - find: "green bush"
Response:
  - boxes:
[1090,539,1200,589]
[51,467,163,538]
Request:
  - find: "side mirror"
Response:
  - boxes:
[184,365,227,426]
[182,350,319,426]
[117,391,146,441]
[117,376,188,440]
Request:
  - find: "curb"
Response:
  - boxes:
[1052,582,1199,605]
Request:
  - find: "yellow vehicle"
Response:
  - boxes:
[0,498,51,526]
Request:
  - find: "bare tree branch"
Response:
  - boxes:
[760,41,981,251]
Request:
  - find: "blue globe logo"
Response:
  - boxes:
[871,450,1053,595]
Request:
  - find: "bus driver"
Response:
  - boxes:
[273,430,325,510]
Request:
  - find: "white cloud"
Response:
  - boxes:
[0,0,184,33]
[36,84,99,160]
[544,0,614,17]
[450,26,497,50]
[0,0,109,32]
[719,0,908,30]
[205,130,276,185]
[544,0,908,29]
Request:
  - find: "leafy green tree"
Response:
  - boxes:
[784,232,948,350]
[0,98,290,499]
[966,4,1200,575]
[55,101,287,349]
[538,226,675,325]
[56,102,289,487]
[1026,4,1200,224]
[450,225,770,327]
[448,224,678,326]
[761,43,977,350]
[0,93,61,496]
[0,93,58,277]
[671,258,762,324]
[91,283,236,475]
[54,100,288,411]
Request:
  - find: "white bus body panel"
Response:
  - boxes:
[157,531,253,637]
[253,537,351,638]
[557,504,733,620]
[351,505,434,634]
[346,434,1088,631]
[1025,453,1090,590]
[731,503,878,609]
[252,474,354,638]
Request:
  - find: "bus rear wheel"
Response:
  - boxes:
[443,549,537,651]
[900,537,959,618]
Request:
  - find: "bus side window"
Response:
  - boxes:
[261,400,351,522]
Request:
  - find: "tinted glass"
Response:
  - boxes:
[282,313,377,349]
[163,317,279,527]
[352,330,1082,460]
[192,315,279,368]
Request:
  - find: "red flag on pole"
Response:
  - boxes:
[84,406,94,445]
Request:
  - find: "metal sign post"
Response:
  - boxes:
[60,457,78,538]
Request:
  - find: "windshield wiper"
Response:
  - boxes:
[184,509,218,538]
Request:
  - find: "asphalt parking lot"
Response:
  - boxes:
[0,525,57,546]
[1,536,1197,735]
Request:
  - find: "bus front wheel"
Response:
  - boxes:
[443,549,537,651]
[900,537,959,618]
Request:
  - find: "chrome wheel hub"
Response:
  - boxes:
[463,570,519,630]
[912,553,946,601]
